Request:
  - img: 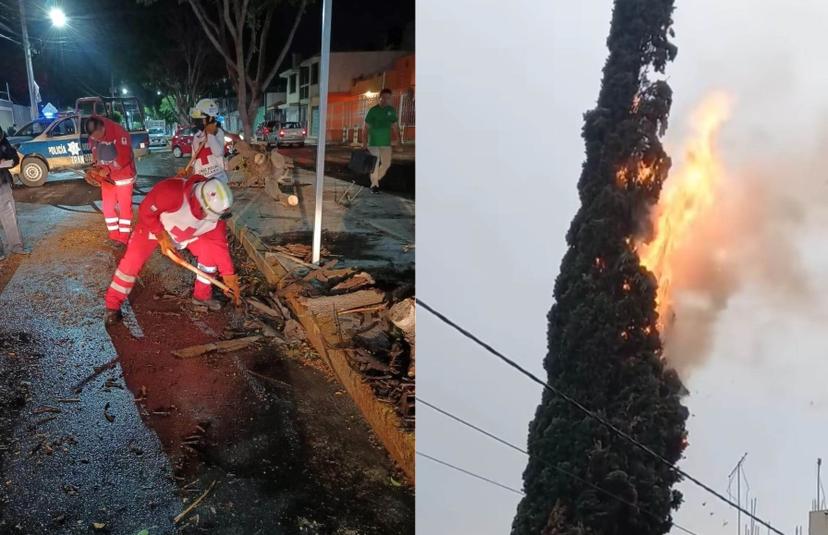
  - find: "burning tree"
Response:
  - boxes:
[511,1,689,534]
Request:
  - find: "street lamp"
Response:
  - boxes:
[121,87,128,95]
[48,7,67,28]
[18,1,68,119]
[156,90,162,96]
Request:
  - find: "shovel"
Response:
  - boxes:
[162,249,283,319]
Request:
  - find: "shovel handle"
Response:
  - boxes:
[163,249,231,293]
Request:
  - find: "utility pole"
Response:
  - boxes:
[311,0,332,265]
[818,458,823,511]
[18,0,38,120]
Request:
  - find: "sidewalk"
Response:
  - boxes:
[228,167,415,480]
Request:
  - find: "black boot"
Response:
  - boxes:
[104,309,123,326]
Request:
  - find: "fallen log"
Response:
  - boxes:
[173,336,262,359]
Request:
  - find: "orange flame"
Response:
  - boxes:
[637,92,733,328]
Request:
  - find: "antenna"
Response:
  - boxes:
[729,453,749,535]
[818,458,825,511]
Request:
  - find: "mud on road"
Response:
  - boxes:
[0,183,413,534]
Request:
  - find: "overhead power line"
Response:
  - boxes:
[417,396,701,535]
[416,298,785,535]
[416,451,524,496]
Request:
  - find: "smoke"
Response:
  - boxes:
[658,98,826,374]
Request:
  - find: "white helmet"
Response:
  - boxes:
[190,98,220,119]
[193,178,233,218]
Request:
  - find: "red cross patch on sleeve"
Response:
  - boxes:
[121,137,128,145]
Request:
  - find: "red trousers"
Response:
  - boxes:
[101,181,134,243]
[105,225,226,310]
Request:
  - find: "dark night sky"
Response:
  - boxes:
[0,0,414,110]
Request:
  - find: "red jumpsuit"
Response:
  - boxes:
[89,117,136,243]
[104,175,235,311]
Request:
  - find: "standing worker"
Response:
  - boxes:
[362,88,400,193]
[184,98,240,184]
[103,174,241,325]
[85,116,136,244]
[0,129,26,259]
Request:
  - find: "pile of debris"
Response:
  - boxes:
[268,244,415,430]
[227,140,299,207]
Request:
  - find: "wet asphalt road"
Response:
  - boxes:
[0,154,414,534]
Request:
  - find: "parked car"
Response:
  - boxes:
[148,126,167,147]
[10,115,92,187]
[170,126,233,158]
[267,122,306,147]
[256,120,278,142]
[7,118,55,147]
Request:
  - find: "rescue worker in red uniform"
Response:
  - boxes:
[85,116,136,244]
[103,174,241,325]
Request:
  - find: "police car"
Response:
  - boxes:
[11,96,150,187]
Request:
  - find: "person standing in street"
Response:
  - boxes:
[362,88,400,193]
[85,116,136,245]
[184,98,240,184]
[0,129,26,260]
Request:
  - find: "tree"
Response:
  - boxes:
[144,11,215,125]
[185,0,307,138]
[511,2,688,534]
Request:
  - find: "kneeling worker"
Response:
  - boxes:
[103,174,241,325]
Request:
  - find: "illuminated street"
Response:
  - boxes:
[0,154,414,534]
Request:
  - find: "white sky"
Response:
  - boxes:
[417,1,828,534]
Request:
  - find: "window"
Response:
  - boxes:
[283,122,301,129]
[49,118,76,137]
[311,62,319,85]
[17,120,47,137]
[289,74,297,93]
[300,66,309,86]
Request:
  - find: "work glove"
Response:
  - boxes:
[222,274,242,306]
[176,164,193,177]
[156,231,175,257]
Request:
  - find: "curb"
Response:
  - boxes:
[228,213,415,483]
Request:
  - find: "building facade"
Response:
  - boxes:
[279,51,414,143]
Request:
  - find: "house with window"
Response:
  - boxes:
[279,51,408,141]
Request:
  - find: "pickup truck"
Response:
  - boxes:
[11,96,150,187]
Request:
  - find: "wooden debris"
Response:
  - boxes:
[246,298,283,319]
[33,406,61,415]
[354,325,393,353]
[172,336,262,359]
[56,398,81,403]
[332,272,375,292]
[301,289,385,318]
[388,298,416,378]
[337,304,386,316]
[283,319,306,342]
[174,480,217,524]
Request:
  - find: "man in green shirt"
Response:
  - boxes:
[362,88,400,193]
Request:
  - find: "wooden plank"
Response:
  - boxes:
[300,289,385,318]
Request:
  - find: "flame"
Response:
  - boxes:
[637,92,733,328]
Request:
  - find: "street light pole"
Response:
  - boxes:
[311,0,332,265]
[18,0,38,120]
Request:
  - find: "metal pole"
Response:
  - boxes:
[311,0,332,265]
[18,0,38,120]
[818,458,822,510]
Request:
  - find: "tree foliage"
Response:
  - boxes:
[144,11,216,126]
[511,2,688,534]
